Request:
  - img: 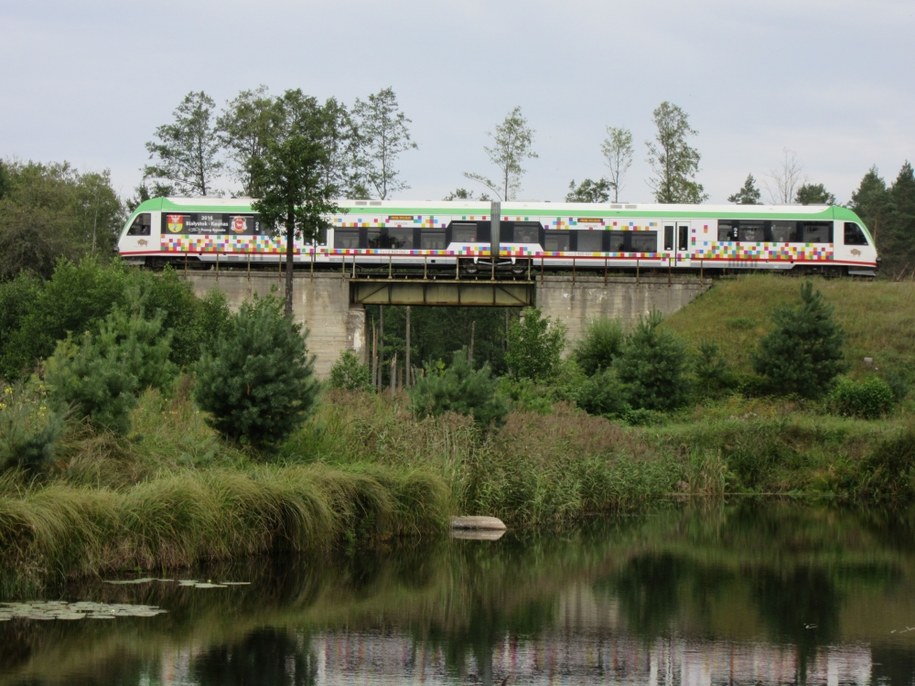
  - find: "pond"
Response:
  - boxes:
[2,500,915,685]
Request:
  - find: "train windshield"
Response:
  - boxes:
[844,222,869,246]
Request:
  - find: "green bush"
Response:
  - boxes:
[828,375,895,419]
[410,349,507,429]
[505,308,566,381]
[753,281,846,399]
[44,307,174,435]
[0,381,65,474]
[574,367,631,419]
[616,311,691,412]
[692,340,737,400]
[573,318,624,375]
[194,295,319,452]
[329,350,372,392]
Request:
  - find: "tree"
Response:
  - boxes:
[410,349,507,429]
[44,306,175,435]
[351,87,417,199]
[465,106,538,200]
[572,318,625,376]
[849,166,891,247]
[566,178,611,203]
[329,350,372,392]
[795,183,836,205]
[247,90,342,317]
[767,149,803,204]
[505,308,565,381]
[728,174,762,205]
[645,102,706,203]
[601,126,634,202]
[0,161,123,280]
[194,294,318,452]
[616,311,691,411]
[753,281,846,399]
[887,161,915,278]
[144,91,223,196]
[216,85,277,196]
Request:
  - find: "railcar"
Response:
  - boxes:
[117,197,878,277]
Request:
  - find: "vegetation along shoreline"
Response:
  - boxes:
[2,256,914,590]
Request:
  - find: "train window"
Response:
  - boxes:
[334,229,360,249]
[512,222,541,243]
[770,221,798,243]
[127,213,151,236]
[609,231,628,252]
[845,222,868,245]
[575,231,603,252]
[737,221,766,242]
[451,222,477,242]
[664,226,674,250]
[630,232,658,252]
[544,233,569,251]
[799,221,831,243]
[387,227,414,249]
[718,220,737,241]
[421,230,446,250]
[367,228,383,248]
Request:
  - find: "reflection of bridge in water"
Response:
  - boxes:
[181,271,710,378]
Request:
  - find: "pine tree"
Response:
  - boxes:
[615,311,691,411]
[194,295,318,452]
[753,281,846,398]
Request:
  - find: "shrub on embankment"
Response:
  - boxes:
[0,464,449,586]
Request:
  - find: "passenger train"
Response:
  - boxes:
[117,197,878,277]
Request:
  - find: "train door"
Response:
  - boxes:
[663,223,690,264]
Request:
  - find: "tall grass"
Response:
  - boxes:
[0,463,451,585]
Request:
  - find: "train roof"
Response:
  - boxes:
[131,197,863,222]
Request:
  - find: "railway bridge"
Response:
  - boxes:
[181,270,711,378]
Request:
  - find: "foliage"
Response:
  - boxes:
[692,340,738,400]
[646,101,707,203]
[839,423,915,508]
[573,367,631,419]
[248,90,343,317]
[0,259,231,382]
[215,85,277,196]
[601,126,634,202]
[566,178,611,203]
[351,87,417,199]
[504,308,566,382]
[827,375,895,419]
[573,317,625,376]
[753,281,846,399]
[44,306,175,435]
[144,91,223,196]
[795,182,836,205]
[465,106,537,200]
[616,311,691,412]
[728,174,762,205]
[0,161,123,280]
[329,350,372,392]
[0,381,65,474]
[194,295,319,452]
[410,349,507,429]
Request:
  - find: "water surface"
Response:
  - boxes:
[2,501,915,685]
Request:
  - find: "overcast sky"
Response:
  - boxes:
[2,0,913,205]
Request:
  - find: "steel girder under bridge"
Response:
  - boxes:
[350,278,534,307]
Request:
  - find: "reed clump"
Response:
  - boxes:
[0,463,450,584]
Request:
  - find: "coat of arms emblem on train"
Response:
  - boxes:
[166,214,185,233]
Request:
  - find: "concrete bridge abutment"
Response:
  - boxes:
[181,271,711,378]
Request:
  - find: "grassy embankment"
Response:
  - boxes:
[1,274,914,586]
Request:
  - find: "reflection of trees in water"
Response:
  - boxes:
[751,565,841,681]
[192,627,317,686]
